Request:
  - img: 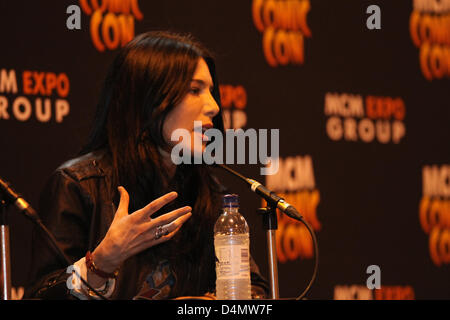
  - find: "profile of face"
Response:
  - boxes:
[162,58,220,157]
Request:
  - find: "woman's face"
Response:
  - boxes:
[163,58,220,156]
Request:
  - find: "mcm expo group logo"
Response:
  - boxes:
[0,69,70,123]
[324,92,406,144]
[219,84,248,131]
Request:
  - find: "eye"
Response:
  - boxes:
[189,87,201,95]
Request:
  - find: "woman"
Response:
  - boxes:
[25,31,268,299]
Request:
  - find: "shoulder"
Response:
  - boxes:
[57,149,113,183]
[38,149,116,217]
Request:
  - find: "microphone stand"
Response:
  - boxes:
[0,199,11,300]
[257,205,279,299]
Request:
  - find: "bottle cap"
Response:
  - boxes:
[222,194,239,208]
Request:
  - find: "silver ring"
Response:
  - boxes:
[154,225,170,240]
[155,226,164,240]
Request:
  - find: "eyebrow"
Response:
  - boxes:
[191,79,214,89]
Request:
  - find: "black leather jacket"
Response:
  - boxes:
[25,150,269,299]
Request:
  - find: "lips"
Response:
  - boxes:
[202,123,213,131]
[197,123,213,142]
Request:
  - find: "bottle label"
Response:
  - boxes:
[215,242,250,280]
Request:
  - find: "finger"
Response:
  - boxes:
[151,213,191,244]
[115,186,130,220]
[150,206,192,226]
[133,191,178,221]
[141,206,191,232]
[157,225,182,242]
[131,213,191,257]
[155,211,192,237]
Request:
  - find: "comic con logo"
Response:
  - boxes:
[410,0,450,80]
[324,93,406,144]
[79,0,143,52]
[0,69,70,123]
[265,155,320,262]
[252,0,312,67]
[419,164,450,266]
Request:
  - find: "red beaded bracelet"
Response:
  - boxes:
[85,251,118,279]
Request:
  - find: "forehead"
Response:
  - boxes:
[192,58,213,86]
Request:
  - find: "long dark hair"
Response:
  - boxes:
[81,31,225,297]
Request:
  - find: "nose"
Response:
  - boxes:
[204,91,220,118]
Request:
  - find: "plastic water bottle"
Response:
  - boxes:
[214,194,251,300]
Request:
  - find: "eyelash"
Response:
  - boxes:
[190,87,201,95]
[190,87,214,95]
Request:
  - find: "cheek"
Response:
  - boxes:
[162,97,205,146]
[162,107,190,146]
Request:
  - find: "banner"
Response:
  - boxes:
[0,0,448,299]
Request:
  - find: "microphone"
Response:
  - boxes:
[0,176,40,222]
[215,164,303,221]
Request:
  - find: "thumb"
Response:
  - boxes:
[115,186,130,220]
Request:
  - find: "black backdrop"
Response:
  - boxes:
[0,0,449,299]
